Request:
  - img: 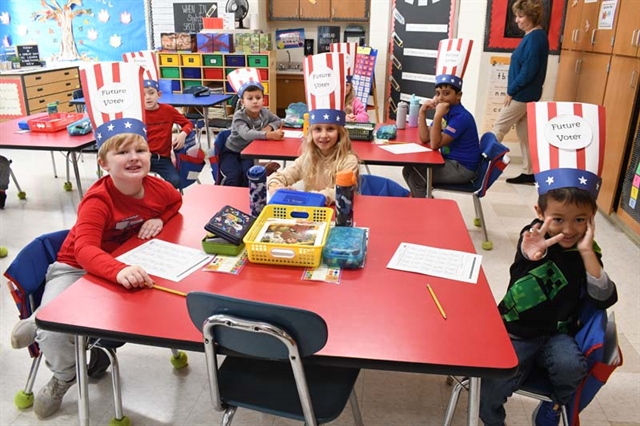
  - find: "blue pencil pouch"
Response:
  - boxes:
[67,118,92,136]
[376,124,397,140]
[322,227,367,269]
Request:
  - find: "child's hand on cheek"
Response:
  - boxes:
[577,217,595,253]
[138,218,163,239]
[522,217,564,261]
[116,266,154,289]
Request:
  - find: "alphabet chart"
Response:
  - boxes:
[116,239,212,282]
[387,242,482,284]
[352,46,378,106]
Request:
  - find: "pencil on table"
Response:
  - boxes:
[427,284,447,319]
[153,284,187,297]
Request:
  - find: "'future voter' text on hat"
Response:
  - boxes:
[330,42,358,82]
[80,62,147,148]
[435,38,473,91]
[226,67,263,98]
[527,102,606,198]
[304,52,346,125]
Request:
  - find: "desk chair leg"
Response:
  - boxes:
[443,378,469,426]
[471,195,493,251]
[50,152,58,178]
[350,389,364,426]
[467,377,481,426]
[364,164,371,175]
[99,347,131,426]
[221,405,237,426]
[170,349,189,369]
[9,167,27,199]
[14,353,43,409]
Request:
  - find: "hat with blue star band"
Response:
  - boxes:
[79,61,147,149]
[226,67,264,98]
[122,50,159,81]
[330,42,358,84]
[304,52,346,125]
[435,38,473,91]
[143,79,159,90]
[527,102,606,198]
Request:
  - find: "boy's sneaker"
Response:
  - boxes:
[87,346,112,379]
[10,318,37,349]
[532,401,561,426]
[33,375,76,419]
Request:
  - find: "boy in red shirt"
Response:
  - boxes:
[143,79,194,189]
[10,63,182,419]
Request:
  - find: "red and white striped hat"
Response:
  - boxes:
[330,42,358,81]
[435,38,473,91]
[226,67,263,98]
[80,62,147,148]
[122,50,159,85]
[304,52,346,125]
[527,102,606,198]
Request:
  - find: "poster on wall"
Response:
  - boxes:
[173,3,217,32]
[482,56,518,143]
[484,0,565,54]
[620,125,640,224]
[597,0,618,30]
[385,0,453,121]
[0,79,26,119]
[317,26,340,53]
[0,0,149,63]
[275,28,305,49]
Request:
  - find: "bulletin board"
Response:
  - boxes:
[386,0,455,121]
[620,121,640,225]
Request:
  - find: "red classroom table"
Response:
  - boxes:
[0,113,96,198]
[36,185,517,426]
[241,126,445,197]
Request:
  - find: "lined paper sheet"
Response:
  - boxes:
[283,130,304,138]
[387,242,482,284]
[116,239,212,282]
[378,143,432,154]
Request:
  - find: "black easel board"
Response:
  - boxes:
[17,44,40,67]
[173,3,218,32]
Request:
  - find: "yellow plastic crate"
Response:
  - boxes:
[243,205,333,267]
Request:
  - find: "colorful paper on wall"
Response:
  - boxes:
[351,46,377,106]
[276,28,305,49]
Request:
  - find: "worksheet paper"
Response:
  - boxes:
[387,242,482,284]
[378,143,432,154]
[116,239,212,282]
[283,130,304,138]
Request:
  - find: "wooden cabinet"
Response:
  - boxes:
[157,51,277,113]
[612,0,640,57]
[268,0,368,21]
[554,50,610,105]
[276,74,305,117]
[561,0,618,54]
[0,66,80,120]
[598,56,640,213]
[332,0,369,21]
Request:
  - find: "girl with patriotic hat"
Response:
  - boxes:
[9,62,182,419]
[267,52,360,205]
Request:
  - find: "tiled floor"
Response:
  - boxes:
[0,146,639,426]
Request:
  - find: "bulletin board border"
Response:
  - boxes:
[484,0,565,55]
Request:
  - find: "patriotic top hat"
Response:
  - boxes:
[330,42,358,83]
[122,50,159,89]
[226,67,263,98]
[80,62,147,149]
[303,52,347,125]
[435,38,473,91]
[527,102,606,198]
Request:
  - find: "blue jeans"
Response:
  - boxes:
[479,334,587,426]
[219,149,253,187]
[150,155,181,189]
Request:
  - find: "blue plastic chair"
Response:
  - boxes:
[359,175,410,197]
[158,79,173,94]
[186,292,363,426]
[432,132,510,251]
[3,230,129,423]
[209,129,230,185]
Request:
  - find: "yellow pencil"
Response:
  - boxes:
[427,284,447,319]
[153,284,187,297]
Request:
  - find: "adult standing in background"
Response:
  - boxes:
[493,0,549,185]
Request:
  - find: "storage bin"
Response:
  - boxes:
[160,67,180,79]
[248,55,269,67]
[203,68,224,80]
[243,205,333,268]
[224,55,246,67]
[202,54,223,66]
[181,54,202,66]
[159,54,179,66]
[28,112,84,133]
[183,80,203,88]
[182,67,202,79]
[202,234,245,256]
[258,69,269,80]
